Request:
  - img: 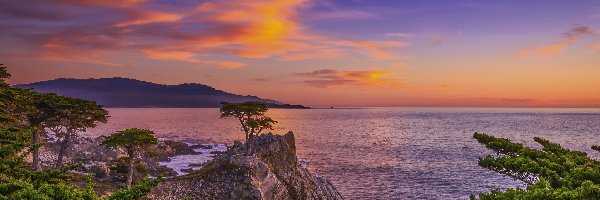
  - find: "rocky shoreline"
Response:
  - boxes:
[146,132,343,200]
[35,131,343,199]
[35,133,226,195]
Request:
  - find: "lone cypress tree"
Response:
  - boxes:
[102,128,158,189]
[219,102,277,153]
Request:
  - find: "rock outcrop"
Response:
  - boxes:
[146,132,343,200]
[39,136,192,182]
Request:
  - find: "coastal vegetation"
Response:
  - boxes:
[102,128,158,189]
[51,96,109,169]
[0,65,160,199]
[472,132,600,199]
[219,102,277,153]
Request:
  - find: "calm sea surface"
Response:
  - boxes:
[84,107,600,199]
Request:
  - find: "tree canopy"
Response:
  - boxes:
[102,128,158,150]
[219,102,277,143]
[471,132,600,199]
[0,66,160,199]
[51,95,109,168]
[0,88,34,127]
[0,64,10,88]
[102,128,158,189]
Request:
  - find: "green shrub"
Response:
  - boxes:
[472,132,600,199]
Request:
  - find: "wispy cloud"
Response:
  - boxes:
[0,0,406,68]
[327,40,407,59]
[385,33,416,39]
[141,49,244,69]
[113,10,183,27]
[55,0,146,7]
[309,9,379,20]
[521,26,595,57]
[295,69,401,88]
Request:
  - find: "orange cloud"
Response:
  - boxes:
[114,11,183,27]
[521,26,595,57]
[3,0,409,68]
[295,69,402,88]
[138,0,407,65]
[280,48,342,60]
[56,0,146,7]
[141,49,244,69]
[192,0,307,58]
[328,40,407,59]
[40,34,125,66]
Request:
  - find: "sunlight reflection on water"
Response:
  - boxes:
[84,107,600,199]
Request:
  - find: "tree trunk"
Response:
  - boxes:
[32,127,42,170]
[245,132,250,155]
[247,141,253,155]
[127,148,135,190]
[56,132,71,169]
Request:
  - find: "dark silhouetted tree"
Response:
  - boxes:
[219,102,277,152]
[52,97,109,168]
[102,128,158,189]
[26,92,65,170]
[0,64,10,88]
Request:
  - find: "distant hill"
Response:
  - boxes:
[16,77,309,108]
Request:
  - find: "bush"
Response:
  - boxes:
[472,132,600,199]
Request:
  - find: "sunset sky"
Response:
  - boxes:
[1,0,600,107]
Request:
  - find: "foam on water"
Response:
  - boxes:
[159,143,228,175]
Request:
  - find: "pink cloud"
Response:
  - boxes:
[521,26,595,57]
[295,69,402,88]
[0,0,408,68]
[141,49,244,69]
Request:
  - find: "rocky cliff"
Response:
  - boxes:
[146,132,343,200]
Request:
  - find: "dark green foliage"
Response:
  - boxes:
[0,66,159,199]
[0,88,35,127]
[197,160,242,177]
[102,129,158,150]
[109,158,148,183]
[0,64,9,88]
[106,176,162,200]
[0,180,97,200]
[49,95,109,168]
[472,132,600,199]
[102,128,158,189]
[219,102,277,143]
[1,76,109,170]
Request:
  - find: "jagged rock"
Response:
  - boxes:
[154,140,199,162]
[145,131,343,200]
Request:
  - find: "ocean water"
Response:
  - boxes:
[84,107,600,199]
